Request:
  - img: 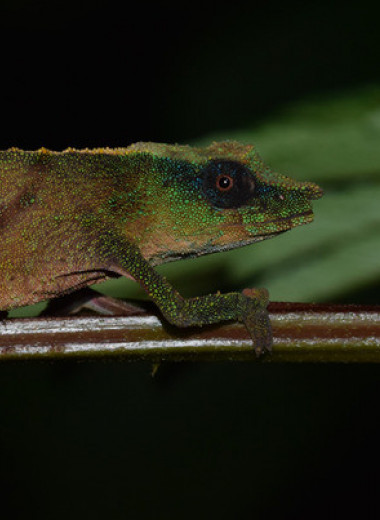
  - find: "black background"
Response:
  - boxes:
[1,2,380,518]
[1,1,379,148]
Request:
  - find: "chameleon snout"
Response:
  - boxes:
[299,181,324,200]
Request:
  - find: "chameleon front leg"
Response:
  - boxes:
[170,288,272,355]
[105,243,272,355]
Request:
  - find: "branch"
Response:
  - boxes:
[1,302,379,362]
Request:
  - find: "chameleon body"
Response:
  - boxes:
[0,141,322,354]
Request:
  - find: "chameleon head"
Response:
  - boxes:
[128,141,323,263]
[197,141,323,250]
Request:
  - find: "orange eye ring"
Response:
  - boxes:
[216,174,234,192]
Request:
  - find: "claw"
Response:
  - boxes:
[241,288,272,356]
[251,307,273,356]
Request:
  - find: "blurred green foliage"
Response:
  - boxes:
[9,87,380,317]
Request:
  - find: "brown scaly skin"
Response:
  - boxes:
[0,141,323,354]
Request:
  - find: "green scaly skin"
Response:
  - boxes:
[0,141,323,354]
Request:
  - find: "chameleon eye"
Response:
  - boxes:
[202,159,255,209]
[216,174,233,192]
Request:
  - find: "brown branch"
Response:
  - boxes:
[0,302,379,362]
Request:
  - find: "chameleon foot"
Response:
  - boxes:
[241,288,272,356]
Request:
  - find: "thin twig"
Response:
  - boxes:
[1,302,379,362]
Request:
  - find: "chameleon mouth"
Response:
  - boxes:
[241,209,314,236]
[286,210,315,229]
[262,210,314,227]
[222,210,314,229]
[202,211,314,255]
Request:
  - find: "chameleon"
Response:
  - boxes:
[0,141,323,354]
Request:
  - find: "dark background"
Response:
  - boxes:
[1,1,380,518]
[2,1,379,147]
